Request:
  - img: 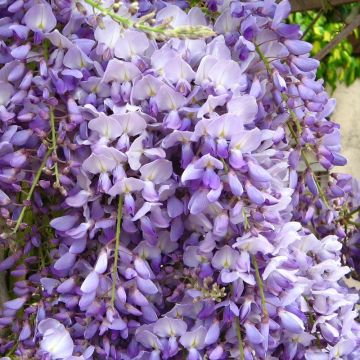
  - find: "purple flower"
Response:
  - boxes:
[38,318,74,359]
[23,2,57,33]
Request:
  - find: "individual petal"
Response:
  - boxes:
[50,215,79,232]
[153,317,187,337]
[209,59,244,92]
[65,190,90,208]
[46,29,73,49]
[94,250,108,274]
[54,252,77,271]
[167,196,184,218]
[156,4,188,27]
[102,59,141,83]
[135,330,162,350]
[23,2,56,32]
[88,113,124,140]
[154,85,186,111]
[278,309,305,334]
[209,345,224,360]
[57,278,76,294]
[3,296,26,311]
[109,177,144,196]
[248,162,272,182]
[284,39,313,55]
[180,326,207,350]
[113,112,147,136]
[212,245,237,269]
[163,55,196,83]
[10,44,31,60]
[230,128,262,154]
[82,153,117,174]
[204,320,220,345]
[292,56,319,72]
[115,29,149,60]
[63,46,92,69]
[188,189,211,215]
[245,182,265,205]
[330,339,356,358]
[181,163,204,183]
[0,81,15,106]
[244,321,264,344]
[228,171,244,196]
[95,17,121,49]
[136,277,158,295]
[38,318,63,335]
[272,0,291,29]
[132,75,163,100]
[140,159,173,184]
[227,95,258,124]
[80,271,99,294]
[40,326,74,359]
[19,321,31,341]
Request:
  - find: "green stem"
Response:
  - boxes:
[83,0,215,38]
[12,148,52,234]
[110,195,124,307]
[49,108,60,187]
[235,317,245,360]
[347,206,360,218]
[255,44,272,73]
[251,255,269,320]
[84,0,132,27]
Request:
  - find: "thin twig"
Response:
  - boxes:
[290,0,358,12]
[315,14,360,60]
[302,10,324,39]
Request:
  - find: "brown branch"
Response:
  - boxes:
[290,0,360,12]
[315,14,360,59]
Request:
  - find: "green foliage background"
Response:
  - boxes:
[290,4,360,91]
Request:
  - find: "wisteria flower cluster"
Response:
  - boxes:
[0,0,359,359]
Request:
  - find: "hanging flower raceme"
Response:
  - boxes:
[0,0,359,359]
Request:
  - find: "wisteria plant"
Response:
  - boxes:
[0,0,359,359]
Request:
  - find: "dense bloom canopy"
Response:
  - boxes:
[0,0,359,359]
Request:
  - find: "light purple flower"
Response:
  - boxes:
[38,318,74,359]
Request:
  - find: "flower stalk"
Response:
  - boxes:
[251,255,269,320]
[83,0,215,39]
[49,108,60,188]
[235,317,245,360]
[110,194,124,307]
